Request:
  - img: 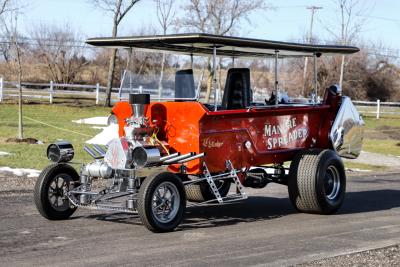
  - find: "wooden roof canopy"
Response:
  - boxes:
[86,33,360,58]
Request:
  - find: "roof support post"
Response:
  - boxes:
[213,46,218,111]
[313,53,318,104]
[274,50,279,106]
[190,53,193,69]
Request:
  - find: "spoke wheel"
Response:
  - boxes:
[138,172,186,233]
[34,163,79,220]
[151,182,180,224]
[47,174,73,212]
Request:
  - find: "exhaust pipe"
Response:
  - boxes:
[160,152,180,162]
[84,145,103,159]
[177,153,205,164]
[163,152,194,164]
[93,144,106,156]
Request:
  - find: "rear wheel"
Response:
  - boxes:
[185,179,231,202]
[288,149,346,214]
[34,163,79,220]
[138,172,186,232]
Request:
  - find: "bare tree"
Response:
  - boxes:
[177,0,267,101]
[155,0,175,97]
[91,0,141,107]
[324,0,370,89]
[30,24,88,84]
[0,0,10,15]
[1,1,24,139]
[0,0,11,61]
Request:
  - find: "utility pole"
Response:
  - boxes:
[302,6,322,96]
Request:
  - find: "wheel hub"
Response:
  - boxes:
[151,182,180,224]
[324,165,341,200]
[48,174,72,211]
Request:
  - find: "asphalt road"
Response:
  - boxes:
[0,172,399,267]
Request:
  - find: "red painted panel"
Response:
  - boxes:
[111,100,337,176]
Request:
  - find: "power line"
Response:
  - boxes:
[356,14,400,23]
[303,6,323,94]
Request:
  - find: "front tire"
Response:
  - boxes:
[34,163,79,220]
[288,149,346,214]
[138,172,186,232]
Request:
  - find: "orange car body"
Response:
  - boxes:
[111,92,341,177]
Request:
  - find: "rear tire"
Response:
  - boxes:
[138,172,186,232]
[288,149,346,214]
[185,179,231,202]
[34,163,79,220]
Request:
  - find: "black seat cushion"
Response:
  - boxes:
[222,68,251,110]
[175,69,196,99]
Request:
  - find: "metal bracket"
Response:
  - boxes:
[203,162,223,203]
[226,160,247,199]
[201,160,247,204]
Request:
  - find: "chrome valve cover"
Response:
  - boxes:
[104,137,132,169]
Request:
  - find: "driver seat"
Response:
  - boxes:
[175,69,196,99]
[221,68,251,110]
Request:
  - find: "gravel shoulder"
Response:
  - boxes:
[301,244,400,266]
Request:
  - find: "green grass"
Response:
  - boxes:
[0,103,110,169]
[0,103,399,170]
[362,139,400,157]
[362,116,400,130]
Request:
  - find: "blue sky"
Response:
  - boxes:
[19,0,400,56]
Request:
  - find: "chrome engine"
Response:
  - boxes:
[48,93,205,212]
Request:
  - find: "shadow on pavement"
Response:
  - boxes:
[82,189,400,230]
[339,189,400,214]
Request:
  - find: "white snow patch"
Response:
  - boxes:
[72,116,108,125]
[0,151,10,156]
[346,168,372,172]
[86,124,119,145]
[0,167,41,177]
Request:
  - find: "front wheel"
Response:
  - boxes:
[288,149,346,214]
[34,163,79,220]
[138,172,186,232]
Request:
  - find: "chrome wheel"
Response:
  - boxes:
[324,165,341,200]
[48,174,72,212]
[151,181,180,224]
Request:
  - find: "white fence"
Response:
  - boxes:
[0,78,121,105]
[353,100,400,119]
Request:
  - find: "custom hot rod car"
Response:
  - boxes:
[34,34,364,232]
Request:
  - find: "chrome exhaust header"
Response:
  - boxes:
[160,152,180,162]
[163,152,195,164]
[177,153,205,164]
